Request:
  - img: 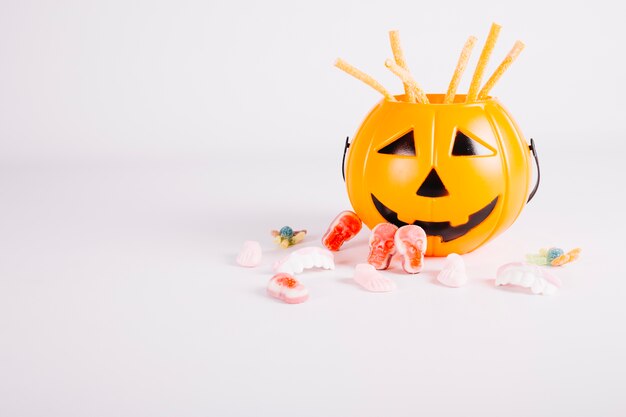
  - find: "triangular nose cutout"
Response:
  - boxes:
[416,169,449,197]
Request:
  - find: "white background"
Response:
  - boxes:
[1,1,626,416]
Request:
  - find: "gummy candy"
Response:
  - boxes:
[496,262,562,295]
[279,226,294,238]
[546,247,564,263]
[271,227,307,248]
[551,248,581,266]
[236,240,262,267]
[274,246,335,275]
[267,273,309,304]
[321,211,362,251]
[526,247,581,267]
[353,263,396,292]
[367,223,398,270]
[394,225,427,274]
[436,253,468,287]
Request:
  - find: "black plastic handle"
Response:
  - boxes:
[341,136,350,181]
[527,138,540,203]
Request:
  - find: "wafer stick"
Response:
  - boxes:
[478,40,525,99]
[384,59,429,104]
[444,36,478,104]
[467,23,501,102]
[389,30,416,102]
[335,58,396,101]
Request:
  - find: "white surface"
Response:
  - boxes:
[2,1,626,416]
[2,144,625,417]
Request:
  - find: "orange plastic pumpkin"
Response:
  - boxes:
[345,93,535,256]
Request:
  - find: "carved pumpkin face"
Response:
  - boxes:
[345,94,533,257]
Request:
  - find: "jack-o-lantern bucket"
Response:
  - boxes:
[344,93,538,256]
[337,25,539,257]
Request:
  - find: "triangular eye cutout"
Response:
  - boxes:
[378,130,416,156]
[452,130,495,156]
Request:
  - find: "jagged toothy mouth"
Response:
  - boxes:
[371,194,499,242]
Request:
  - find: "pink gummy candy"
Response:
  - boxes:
[322,211,362,251]
[367,223,398,270]
[394,225,427,274]
[436,253,468,287]
[353,263,397,292]
[267,273,309,304]
[236,240,262,267]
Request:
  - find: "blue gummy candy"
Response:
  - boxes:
[279,226,294,238]
[546,247,564,263]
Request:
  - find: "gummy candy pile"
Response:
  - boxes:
[322,212,427,274]
[236,211,581,303]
